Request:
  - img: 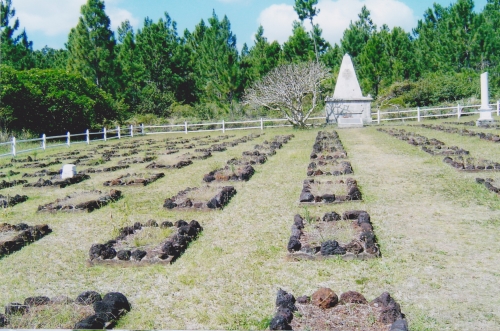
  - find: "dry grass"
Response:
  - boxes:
[310,179,349,197]
[116,227,173,250]
[0,118,499,330]
[303,218,358,246]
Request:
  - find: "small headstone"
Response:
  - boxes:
[61,164,76,179]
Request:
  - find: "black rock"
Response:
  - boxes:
[0,314,8,327]
[131,250,147,261]
[163,199,177,209]
[133,222,142,230]
[269,315,291,330]
[276,288,296,311]
[24,296,50,307]
[290,225,302,238]
[287,236,301,252]
[175,220,189,227]
[116,250,131,261]
[299,191,314,202]
[4,303,28,315]
[145,219,158,227]
[390,318,409,331]
[296,295,310,304]
[322,194,336,203]
[102,292,131,313]
[13,223,29,231]
[320,240,346,256]
[101,247,117,260]
[323,212,341,222]
[178,225,197,237]
[161,241,178,257]
[76,291,102,305]
[276,307,293,323]
[293,214,304,229]
[74,314,106,329]
[189,220,202,232]
[160,221,174,228]
[358,212,371,225]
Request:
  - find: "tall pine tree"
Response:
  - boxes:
[66,0,117,93]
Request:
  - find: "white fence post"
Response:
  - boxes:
[184,121,188,134]
[497,100,499,116]
[130,125,133,137]
[141,124,145,135]
[12,137,16,157]
[457,103,461,119]
[417,107,421,122]
[222,120,225,133]
[67,132,70,147]
[117,126,121,139]
[42,134,46,150]
[377,109,381,124]
[103,127,107,141]
[86,129,90,144]
[260,118,264,130]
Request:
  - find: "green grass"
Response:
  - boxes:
[0,118,500,329]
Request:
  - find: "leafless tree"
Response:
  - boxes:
[325,100,350,124]
[243,61,330,127]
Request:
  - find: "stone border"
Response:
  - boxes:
[416,124,500,143]
[0,194,28,208]
[37,190,122,213]
[0,223,52,258]
[286,210,379,261]
[0,291,130,330]
[476,178,500,194]
[203,165,255,183]
[443,156,500,171]
[79,165,130,174]
[299,178,362,204]
[118,156,156,165]
[0,179,28,190]
[163,186,237,211]
[103,172,165,187]
[23,174,90,188]
[269,288,408,331]
[87,220,203,267]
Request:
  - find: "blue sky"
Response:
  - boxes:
[11,0,488,50]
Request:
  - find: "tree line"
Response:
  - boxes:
[1,0,499,134]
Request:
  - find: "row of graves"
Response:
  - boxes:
[276,130,408,331]
[415,124,500,143]
[377,128,500,171]
[0,132,283,328]
[378,127,500,203]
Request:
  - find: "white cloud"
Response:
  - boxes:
[257,0,417,45]
[13,0,138,37]
[257,4,297,44]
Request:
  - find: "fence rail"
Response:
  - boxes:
[373,101,500,124]
[1,102,498,159]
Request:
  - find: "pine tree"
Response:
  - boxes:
[340,6,376,62]
[66,0,117,93]
[0,0,34,69]
[282,21,315,63]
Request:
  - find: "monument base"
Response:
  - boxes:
[338,117,364,128]
[477,108,494,127]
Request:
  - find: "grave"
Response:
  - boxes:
[0,290,130,329]
[23,174,90,188]
[103,172,165,186]
[0,194,28,208]
[286,211,379,261]
[325,54,373,126]
[37,190,122,213]
[0,223,52,258]
[476,178,500,194]
[269,288,408,331]
[87,219,203,266]
[163,185,237,210]
[203,165,255,183]
[299,178,362,204]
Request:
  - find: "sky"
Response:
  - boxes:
[9,0,489,51]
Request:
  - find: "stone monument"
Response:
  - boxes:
[477,72,494,126]
[325,54,372,128]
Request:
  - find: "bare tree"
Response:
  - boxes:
[243,61,329,127]
[325,100,350,124]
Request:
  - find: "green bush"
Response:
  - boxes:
[0,65,122,135]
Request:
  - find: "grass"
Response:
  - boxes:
[0,118,499,330]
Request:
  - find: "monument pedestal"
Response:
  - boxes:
[477,72,494,127]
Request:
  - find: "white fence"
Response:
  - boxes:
[0,117,327,158]
[2,101,499,159]
[373,101,500,124]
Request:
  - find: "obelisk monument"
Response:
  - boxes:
[477,72,493,126]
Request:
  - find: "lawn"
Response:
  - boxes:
[0,116,499,330]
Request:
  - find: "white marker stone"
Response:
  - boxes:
[61,164,76,179]
[477,72,493,125]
